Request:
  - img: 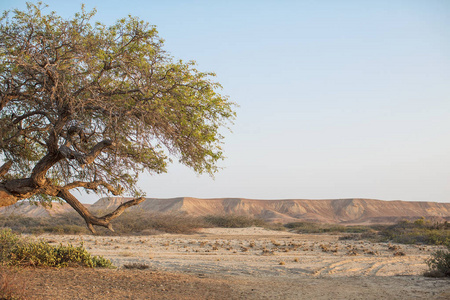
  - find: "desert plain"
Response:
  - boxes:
[4,226,449,300]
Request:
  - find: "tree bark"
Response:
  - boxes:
[0,161,12,178]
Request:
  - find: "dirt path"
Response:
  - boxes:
[2,228,448,299]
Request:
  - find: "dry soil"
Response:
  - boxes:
[2,227,449,299]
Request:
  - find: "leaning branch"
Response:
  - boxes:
[57,189,145,234]
[101,197,146,222]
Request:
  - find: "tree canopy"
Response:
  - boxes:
[0,3,235,232]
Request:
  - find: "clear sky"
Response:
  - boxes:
[2,1,450,203]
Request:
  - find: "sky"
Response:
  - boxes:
[1,0,449,203]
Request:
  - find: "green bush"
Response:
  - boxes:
[0,212,208,235]
[425,247,450,277]
[379,219,450,246]
[0,229,21,262]
[105,212,209,234]
[284,222,376,234]
[0,214,89,235]
[0,229,112,268]
[123,263,150,270]
[203,215,267,228]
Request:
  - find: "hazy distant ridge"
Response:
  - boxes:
[3,197,450,225]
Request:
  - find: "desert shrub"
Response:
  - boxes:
[0,229,22,262]
[284,222,375,234]
[0,229,112,268]
[104,211,209,235]
[0,212,208,235]
[378,218,450,246]
[37,224,88,235]
[336,219,450,245]
[262,222,286,231]
[338,231,383,242]
[425,247,450,277]
[122,263,150,270]
[203,215,267,228]
[0,213,89,235]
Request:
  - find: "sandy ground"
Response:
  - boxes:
[6,227,450,299]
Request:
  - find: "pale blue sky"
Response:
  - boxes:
[2,1,450,202]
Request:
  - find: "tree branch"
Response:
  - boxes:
[84,140,113,164]
[57,188,144,233]
[64,180,123,195]
[59,139,113,167]
[0,160,13,178]
[12,111,53,124]
[101,197,145,222]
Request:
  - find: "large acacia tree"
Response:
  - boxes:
[0,3,235,233]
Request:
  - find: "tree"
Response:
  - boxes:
[0,3,235,233]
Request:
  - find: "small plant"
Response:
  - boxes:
[271,240,281,247]
[261,249,274,256]
[425,247,450,277]
[347,250,358,256]
[319,244,329,252]
[364,250,378,255]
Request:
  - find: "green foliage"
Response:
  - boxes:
[1,212,272,234]
[284,222,376,234]
[0,212,208,235]
[378,219,450,246]
[425,247,450,277]
[107,212,209,234]
[0,2,235,201]
[122,262,150,270]
[203,215,267,228]
[335,219,450,246]
[0,229,112,268]
[0,214,89,235]
[0,229,21,262]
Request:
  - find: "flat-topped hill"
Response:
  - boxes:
[2,197,450,225]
